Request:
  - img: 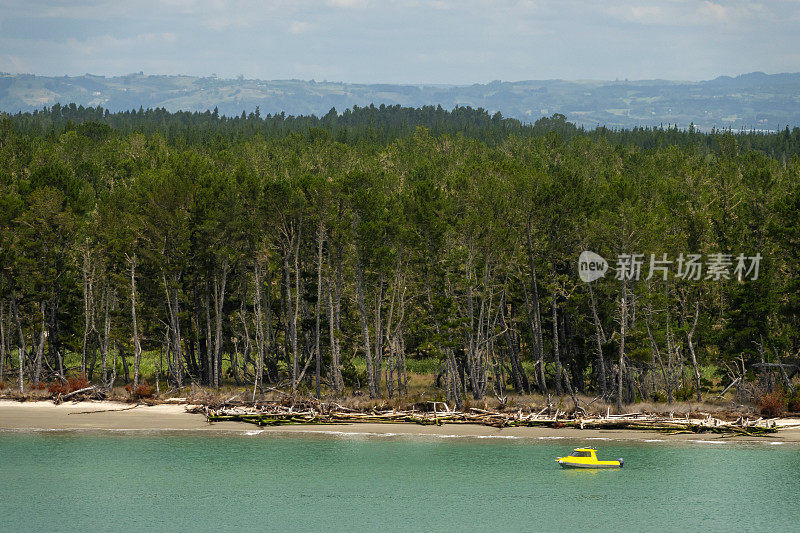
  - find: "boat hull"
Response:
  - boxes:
[558,460,622,469]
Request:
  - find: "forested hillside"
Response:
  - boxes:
[1,105,799,408]
[3,71,800,130]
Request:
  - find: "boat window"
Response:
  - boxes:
[568,451,592,457]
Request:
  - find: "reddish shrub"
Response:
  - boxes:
[126,381,154,399]
[0,379,6,390]
[48,376,90,397]
[48,380,69,395]
[134,382,154,399]
[67,375,89,392]
[758,391,787,417]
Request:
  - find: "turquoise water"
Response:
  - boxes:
[1,431,798,532]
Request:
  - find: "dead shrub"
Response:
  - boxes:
[125,381,155,399]
[68,375,89,392]
[49,375,90,397]
[134,382,154,399]
[757,391,786,417]
[48,380,69,395]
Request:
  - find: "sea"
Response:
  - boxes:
[0,430,797,532]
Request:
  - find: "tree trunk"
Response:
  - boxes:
[163,273,183,387]
[130,254,142,387]
[314,223,324,398]
[33,302,45,387]
[665,285,674,404]
[333,245,344,391]
[588,282,607,397]
[253,260,264,402]
[282,228,301,399]
[384,273,397,397]
[120,343,130,383]
[473,258,491,399]
[263,267,274,382]
[81,249,94,378]
[48,295,64,381]
[372,275,384,393]
[204,292,213,384]
[447,347,463,407]
[397,334,408,396]
[10,291,25,392]
[466,252,476,397]
[327,282,341,392]
[291,237,301,399]
[503,298,527,394]
[212,260,229,389]
[686,300,701,402]
[559,310,575,398]
[551,297,562,396]
[100,285,111,387]
[525,229,547,394]
[384,260,405,397]
[645,301,666,401]
[617,279,628,410]
[467,251,489,400]
[354,245,374,397]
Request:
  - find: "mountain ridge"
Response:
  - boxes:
[2,72,799,130]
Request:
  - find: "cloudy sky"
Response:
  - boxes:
[1,0,799,83]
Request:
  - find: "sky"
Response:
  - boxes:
[1,0,799,84]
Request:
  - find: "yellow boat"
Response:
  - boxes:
[556,448,623,469]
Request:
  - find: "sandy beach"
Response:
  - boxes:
[1,399,799,443]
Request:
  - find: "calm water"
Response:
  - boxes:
[0,431,798,532]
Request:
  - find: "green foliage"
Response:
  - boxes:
[0,104,797,402]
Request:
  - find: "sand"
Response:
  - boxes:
[2,399,799,443]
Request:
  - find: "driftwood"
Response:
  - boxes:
[193,401,779,437]
[62,386,97,399]
[716,377,741,399]
[52,386,104,404]
[67,404,140,415]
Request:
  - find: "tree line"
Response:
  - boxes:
[0,105,798,407]
[10,103,800,159]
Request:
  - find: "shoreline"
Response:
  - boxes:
[2,400,800,443]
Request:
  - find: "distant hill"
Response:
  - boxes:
[2,71,799,130]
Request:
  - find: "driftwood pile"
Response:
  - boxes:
[191,400,778,437]
[52,386,106,404]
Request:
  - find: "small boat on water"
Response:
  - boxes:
[556,448,623,469]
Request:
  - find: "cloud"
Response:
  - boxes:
[626,5,665,23]
[0,0,799,83]
[0,53,29,73]
[65,32,178,56]
[698,1,730,22]
[289,21,313,34]
[598,1,777,30]
[38,1,140,19]
[326,0,368,8]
